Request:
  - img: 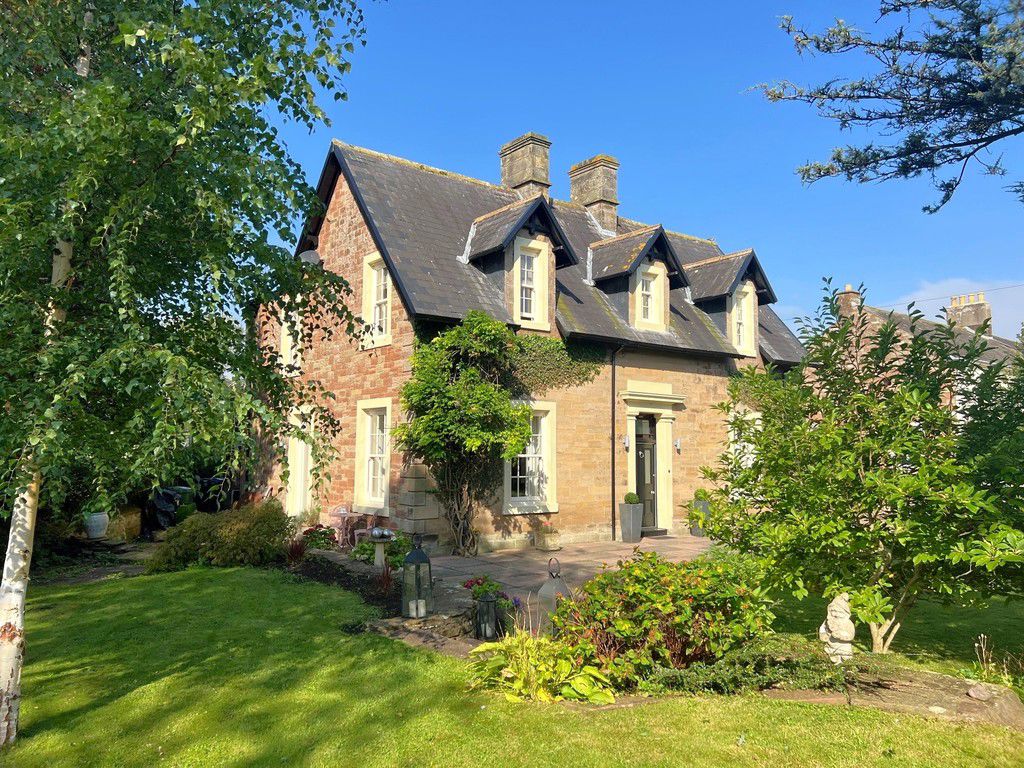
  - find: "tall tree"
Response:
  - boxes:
[697,285,1024,653]
[765,1,1024,211]
[0,0,365,743]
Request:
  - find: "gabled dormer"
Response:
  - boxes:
[684,248,776,357]
[461,194,578,332]
[587,225,687,333]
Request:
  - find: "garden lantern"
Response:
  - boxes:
[402,534,433,619]
[474,592,499,640]
[537,557,570,635]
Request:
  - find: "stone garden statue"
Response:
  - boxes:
[818,592,856,664]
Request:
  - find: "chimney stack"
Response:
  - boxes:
[569,154,619,232]
[499,133,551,198]
[836,283,862,318]
[948,293,992,333]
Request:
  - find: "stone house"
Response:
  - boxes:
[274,133,804,550]
[836,286,1020,367]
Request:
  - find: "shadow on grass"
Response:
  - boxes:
[20,568,489,767]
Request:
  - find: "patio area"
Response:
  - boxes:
[430,533,711,603]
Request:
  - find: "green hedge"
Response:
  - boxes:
[147,500,293,572]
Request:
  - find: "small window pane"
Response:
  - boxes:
[366,409,388,501]
[510,414,544,500]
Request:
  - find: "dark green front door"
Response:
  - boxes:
[634,416,657,530]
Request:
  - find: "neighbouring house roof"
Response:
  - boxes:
[864,306,1020,366]
[758,305,806,368]
[302,140,802,360]
[588,225,685,283]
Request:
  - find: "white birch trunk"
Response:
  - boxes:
[0,473,41,745]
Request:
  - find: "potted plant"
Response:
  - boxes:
[689,498,709,537]
[83,509,110,540]
[463,575,520,639]
[535,520,561,551]
[619,492,643,543]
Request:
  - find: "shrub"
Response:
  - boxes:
[624,492,640,505]
[286,537,308,567]
[552,550,774,689]
[148,500,293,572]
[349,533,412,569]
[301,523,338,550]
[469,629,614,704]
[645,634,845,695]
[463,575,522,631]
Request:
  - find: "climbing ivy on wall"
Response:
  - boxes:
[510,335,605,396]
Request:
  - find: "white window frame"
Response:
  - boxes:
[632,260,668,331]
[510,235,550,331]
[640,276,654,321]
[354,397,391,514]
[362,252,392,349]
[519,249,536,320]
[728,279,757,357]
[279,306,302,376]
[503,401,557,515]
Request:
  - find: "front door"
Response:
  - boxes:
[634,416,657,530]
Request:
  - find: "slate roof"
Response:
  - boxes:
[685,249,777,303]
[310,140,802,360]
[865,306,1020,366]
[758,305,806,367]
[589,226,684,283]
[463,195,578,265]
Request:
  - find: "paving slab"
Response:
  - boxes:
[431,533,711,602]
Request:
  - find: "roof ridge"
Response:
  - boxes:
[333,139,508,190]
[590,224,660,249]
[686,249,750,269]
[865,305,1018,347]
[472,194,540,224]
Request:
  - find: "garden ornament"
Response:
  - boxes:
[818,592,856,664]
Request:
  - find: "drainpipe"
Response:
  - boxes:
[610,345,624,541]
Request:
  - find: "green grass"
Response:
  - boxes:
[773,592,1024,678]
[5,568,1023,768]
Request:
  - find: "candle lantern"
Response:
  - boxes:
[537,557,570,635]
[474,592,499,640]
[401,534,433,619]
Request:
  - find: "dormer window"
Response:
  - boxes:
[511,235,550,331]
[519,249,536,319]
[362,252,392,348]
[729,279,757,357]
[632,260,667,331]
[640,276,654,322]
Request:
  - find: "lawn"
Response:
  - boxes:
[4,568,1023,768]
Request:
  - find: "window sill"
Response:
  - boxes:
[502,500,558,516]
[516,318,551,332]
[361,333,392,350]
[634,321,668,332]
[353,502,389,517]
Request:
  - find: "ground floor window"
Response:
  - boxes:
[504,402,557,515]
[354,398,392,513]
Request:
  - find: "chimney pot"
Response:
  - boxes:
[569,154,620,232]
[499,133,551,199]
[948,292,992,333]
[837,283,862,317]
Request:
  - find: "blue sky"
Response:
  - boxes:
[276,0,1024,338]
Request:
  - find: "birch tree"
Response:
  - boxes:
[0,0,366,743]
